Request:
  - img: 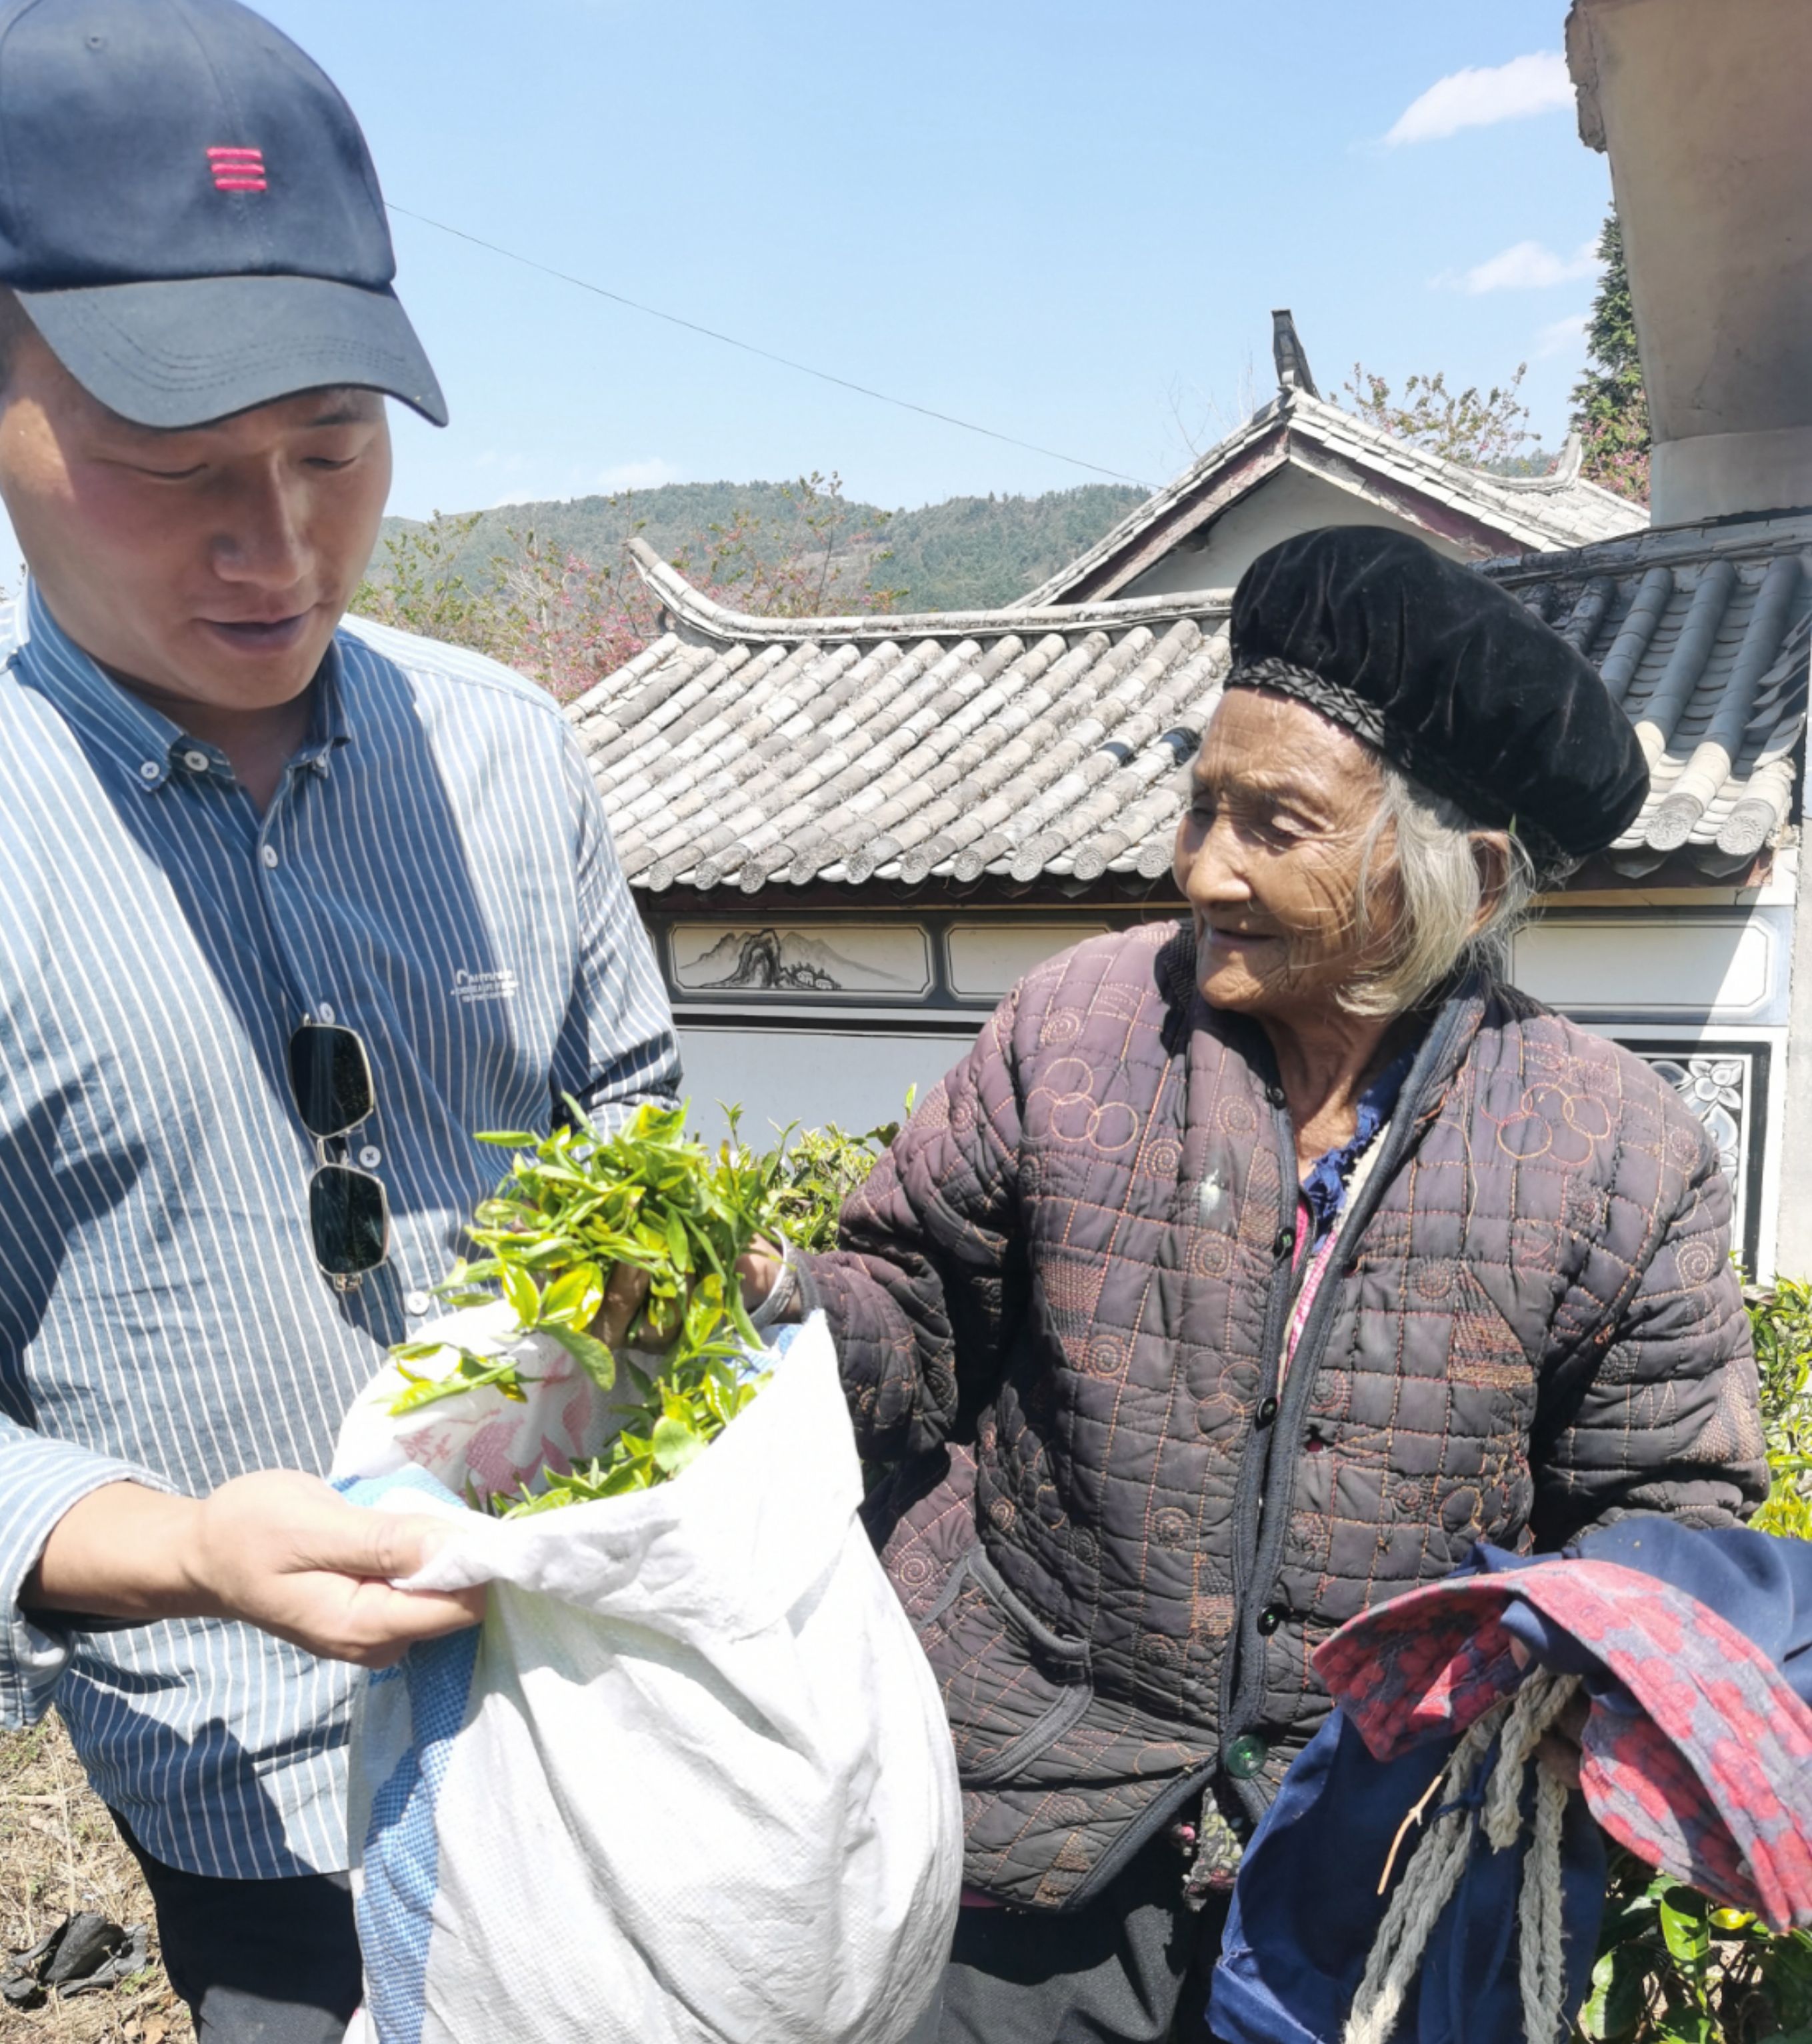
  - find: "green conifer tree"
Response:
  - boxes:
[1571,209,1651,503]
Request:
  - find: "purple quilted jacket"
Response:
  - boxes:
[803,923,1767,1912]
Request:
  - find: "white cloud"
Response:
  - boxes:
[1454,239,1599,294]
[1535,313,1591,359]
[1385,51,1573,145]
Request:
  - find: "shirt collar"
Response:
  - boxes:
[17,580,352,793]
[1299,1036,1421,1241]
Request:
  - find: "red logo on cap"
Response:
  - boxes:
[207,146,267,193]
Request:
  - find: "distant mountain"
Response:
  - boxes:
[373,479,1145,614]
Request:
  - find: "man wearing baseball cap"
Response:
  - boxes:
[0,1,678,2037]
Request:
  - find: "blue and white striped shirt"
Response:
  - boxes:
[0,586,679,1877]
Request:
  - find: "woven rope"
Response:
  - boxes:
[1342,1669,1581,2044]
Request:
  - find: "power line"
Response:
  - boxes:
[386,202,1155,492]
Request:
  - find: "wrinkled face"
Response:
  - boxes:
[1172,688,1397,1024]
[0,325,391,709]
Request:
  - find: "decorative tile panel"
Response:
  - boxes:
[1623,1042,1767,1272]
[667,921,933,999]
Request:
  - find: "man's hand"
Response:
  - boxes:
[27,1474,485,1669]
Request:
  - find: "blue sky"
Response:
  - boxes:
[189,4,1625,521]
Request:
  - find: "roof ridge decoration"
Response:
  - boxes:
[1491,430,1586,494]
[569,528,1812,895]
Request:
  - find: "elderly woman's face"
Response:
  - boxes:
[1173,689,1392,1023]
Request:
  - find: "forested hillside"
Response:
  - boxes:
[375,479,1145,613]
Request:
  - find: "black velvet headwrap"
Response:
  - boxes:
[1225,527,1649,873]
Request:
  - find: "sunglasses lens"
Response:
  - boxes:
[308,1165,389,1277]
[290,1025,374,1139]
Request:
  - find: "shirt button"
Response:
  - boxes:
[261,845,280,869]
[139,761,160,782]
[183,749,210,773]
[405,1290,431,1316]
[359,1145,381,1169]
[317,1003,336,1024]
[1255,1396,1279,1428]
[1224,1733,1269,1781]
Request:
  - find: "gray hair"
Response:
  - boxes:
[1342,763,1540,1017]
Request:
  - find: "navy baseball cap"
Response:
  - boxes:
[0,0,447,428]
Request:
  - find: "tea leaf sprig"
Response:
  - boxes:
[387,1101,791,1511]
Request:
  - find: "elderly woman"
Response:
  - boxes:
[752,525,1767,2044]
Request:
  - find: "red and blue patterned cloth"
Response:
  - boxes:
[1210,1521,1812,2044]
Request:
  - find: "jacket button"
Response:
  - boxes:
[1256,1605,1286,1636]
[1272,1227,1296,1259]
[1224,1732,1269,1780]
[1255,1396,1279,1428]
[1265,1083,1287,1109]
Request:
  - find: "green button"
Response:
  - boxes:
[1224,1733,1269,1781]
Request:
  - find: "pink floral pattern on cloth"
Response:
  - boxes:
[1313,1560,1812,1931]
[330,1300,621,1501]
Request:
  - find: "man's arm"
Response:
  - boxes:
[0,1415,481,1730]
[551,741,680,1125]
[25,1473,483,1666]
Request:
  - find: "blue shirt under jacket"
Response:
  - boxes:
[0,586,679,1877]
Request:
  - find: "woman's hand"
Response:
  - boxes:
[1508,1638,1590,1787]
[589,1237,796,1351]
[737,1237,793,1319]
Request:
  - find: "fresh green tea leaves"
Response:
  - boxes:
[541,1263,606,1331]
[651,1415,707,1478]
[543,1323,617,1393]
[384,1099,843,1513]
[501,1261,541,1330]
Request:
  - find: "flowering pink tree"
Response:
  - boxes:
[353,474,900,703]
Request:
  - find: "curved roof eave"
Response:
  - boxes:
[627,536,1234,647]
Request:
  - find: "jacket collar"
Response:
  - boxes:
[1157,917,1493,1124]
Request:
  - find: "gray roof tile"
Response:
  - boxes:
[566,522,1812,892]
[1483,515,1812,875]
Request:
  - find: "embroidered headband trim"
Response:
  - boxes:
[1223,657,1389,751]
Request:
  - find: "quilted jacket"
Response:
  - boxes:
[804,922,1767,1913]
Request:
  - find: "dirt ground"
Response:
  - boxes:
[0,1723,191,2044]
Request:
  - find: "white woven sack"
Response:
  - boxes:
[333,1312,962,2044]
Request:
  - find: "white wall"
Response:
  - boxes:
[1119,465,1467,599]
[677,1021,982,1147]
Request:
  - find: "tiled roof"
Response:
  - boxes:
[567,518,1811,895]
[570,543,1230,895]
[1483,512,1812,876]
[1021,390,1645,606]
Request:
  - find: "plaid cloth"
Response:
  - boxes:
[1210,1522,1812,2044]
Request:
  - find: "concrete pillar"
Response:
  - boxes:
[1568,0,1812,525]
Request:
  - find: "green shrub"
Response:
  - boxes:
[1576,1281,1812,2043]
[758,1107,905,1253]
